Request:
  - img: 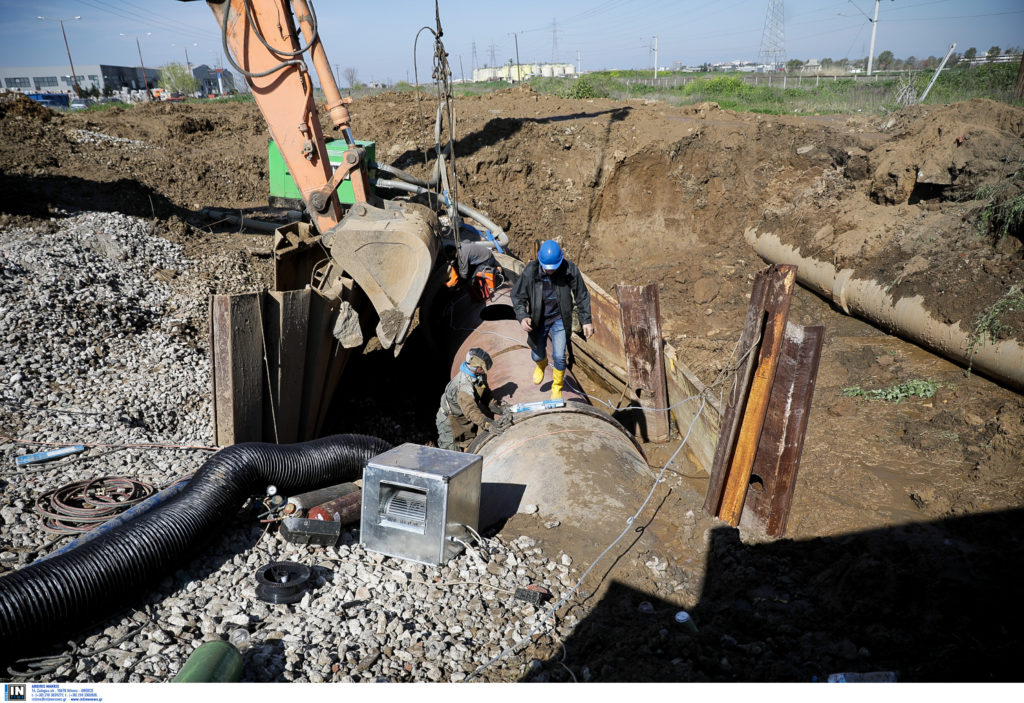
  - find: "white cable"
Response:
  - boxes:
[467,395,707,681]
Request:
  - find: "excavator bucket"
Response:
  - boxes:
[321,200,441,350]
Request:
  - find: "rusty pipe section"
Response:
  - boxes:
[443,286,653,552]
[746,227,1024,392]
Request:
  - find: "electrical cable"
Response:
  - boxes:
[468,394,707,680]
[0,434,217,452]
[6,606,153,679]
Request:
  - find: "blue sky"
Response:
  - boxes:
[5,1,1023,84]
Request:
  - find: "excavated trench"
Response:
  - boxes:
[3,91,1023,680]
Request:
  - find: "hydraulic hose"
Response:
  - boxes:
[374,142,452,189]
[0,434,391,662]
[374,178,509,247]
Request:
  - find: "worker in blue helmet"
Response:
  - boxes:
[510,239,595,400]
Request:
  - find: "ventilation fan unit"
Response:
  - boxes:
[360,444,482,565]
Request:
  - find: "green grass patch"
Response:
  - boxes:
[524,62,1021,114]
[967,284,1024,364]
[841,379,941,402]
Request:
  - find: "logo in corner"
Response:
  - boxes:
[4,684,26,702]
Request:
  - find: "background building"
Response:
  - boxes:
[1,64,160,95]
[192,65,236,95]
[472,63,575,83]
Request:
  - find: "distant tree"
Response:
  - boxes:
[821,57,833,67]
[987,46,1002,61]
[963,47,977,62]
[786,58,804,72]
[893,58,905,70]
[102,84,114,97]
[159,62,198,95]
[343,67,359,89]
[87,85,100,98]
[905,56,917,69]
[836,58,849,67]
[877,50,895,69]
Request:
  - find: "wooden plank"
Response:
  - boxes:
[717,265,796,525]
[702,269,771,516]
[617,284,670,443]
[764,324,823,536]
[663,348,722,473]
[572,271,722,472]
[210,293,264,446]
[299,289,339,441]
[263,288,310,444]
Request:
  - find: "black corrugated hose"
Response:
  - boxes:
[0,434,391,664]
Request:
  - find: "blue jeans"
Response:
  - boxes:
[531,317,566,371]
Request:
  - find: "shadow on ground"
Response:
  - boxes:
[529,508,1024,682]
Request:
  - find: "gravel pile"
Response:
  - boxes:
[0,212,575,683]
[69,129,148,149]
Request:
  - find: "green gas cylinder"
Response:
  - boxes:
[172,640,244,682]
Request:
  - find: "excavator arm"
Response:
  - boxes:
[184,0,439,350]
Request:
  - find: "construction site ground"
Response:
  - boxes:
[1,90,1023,682]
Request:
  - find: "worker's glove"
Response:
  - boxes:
[492,414,513,432]
[445,264,459,288]
[489,399,509,416]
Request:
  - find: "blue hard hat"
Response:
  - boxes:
[538,239,563,271]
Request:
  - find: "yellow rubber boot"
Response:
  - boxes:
[551,368,564,400]
[532,358,548,385]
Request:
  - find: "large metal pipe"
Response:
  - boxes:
[442,285,655,560]
[745,227,1024,392]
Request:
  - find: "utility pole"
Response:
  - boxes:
[173,42,198,80]
[654,36,658,79]
[551,19,558,64]
[38,15,82,98]
[867,0,881,76]
[472,41,478,70]
[490,43,497,68]
[1015,51,1024,100]
[514,33,521,83]
[121,32,153,100]
[577,49,581,75]
[459,55,465,83]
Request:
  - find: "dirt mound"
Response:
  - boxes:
[870,99,1024,203]
[0,93,54,122]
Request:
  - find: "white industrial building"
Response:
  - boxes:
[472,63,576,83]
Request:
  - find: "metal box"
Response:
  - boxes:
[360,444,481,566]
[268,138,376,207]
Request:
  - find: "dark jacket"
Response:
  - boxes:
[511,259,592,355]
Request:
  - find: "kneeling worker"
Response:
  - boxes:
[436,347,509,451]
[445,241,502,301]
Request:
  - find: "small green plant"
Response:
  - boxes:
[966,284,1024,372]
[563,77,606,100]
[841,379,940,402]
